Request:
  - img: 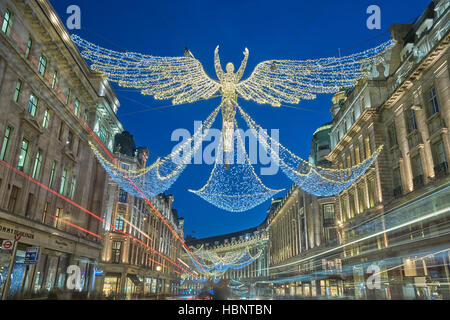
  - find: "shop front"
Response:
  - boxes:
[0,216,101,299]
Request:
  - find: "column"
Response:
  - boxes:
[395,105,414,192]
[414,89,435,180]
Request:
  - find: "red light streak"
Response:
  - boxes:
[148,256,163,267]
[83,120,205,272]
[0,159,196,278]
[47,214,103,239]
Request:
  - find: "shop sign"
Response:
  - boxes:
[0,240,14,250]
[0,223,34,240]
[24,247,40,265]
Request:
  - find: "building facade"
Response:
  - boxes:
[0,0,122,299]
[264,0,450,300]
[95,132,184,299]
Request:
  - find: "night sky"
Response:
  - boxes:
[50,0,429,238]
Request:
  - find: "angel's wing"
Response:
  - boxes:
[72,35,221,105]
[236,40,395,107]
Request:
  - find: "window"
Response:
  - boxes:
[115,214,124,231]
[323,204,335,226]
[51,71,58,89]
[17,138,29,171]
[37,55,47,76]
[387,122,398,147]
[119,188,127,203]
[69,176,77,200]
[7,186,20,212]
[49,161,57,188]
[27,94,38,117]
[112,241,122,264]
[25,37,32,60]
[31,149,42,180]
[408,109,418,132]
[393,167,403,197]
[66,88,72,103]
[428,88,440,115]
[25,193,34,217]
[368,177,376,208]
[42,201,50,224]
[2,9,12,35]
[83,109,88,122]
[13,80,22,102]
[66,131,73,149]
[0,126,12,161]
[74,98,80,116]
[59,168,68,195]
[58,121,64,141]
[364,137,371,160]
[99,125,108,144]
[42,109,50,129]
[55,208,63,229]
[411,154,423,178]
[432,140,447,167]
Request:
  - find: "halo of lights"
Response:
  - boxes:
[189,119,284,212]
[73,35,394,210]
[186,245,263,275]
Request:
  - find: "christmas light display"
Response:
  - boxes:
[185,245,263,275]
[189,120,284,212]
[72,35,394,211]
[237,105,384,196]
[89,105,220,198]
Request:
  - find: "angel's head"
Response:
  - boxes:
[226,62,235,74]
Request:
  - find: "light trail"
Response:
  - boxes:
[267,205,450,271]
[148,256,163,267]
[0,159,195,278]
[177,258,191,269]
[48,214,103,239]
[122,216,152,241]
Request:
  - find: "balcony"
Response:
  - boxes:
[413,175,425,189]
[434,162,449,179]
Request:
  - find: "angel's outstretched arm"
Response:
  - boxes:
[215,46,225,80]
[236,48,249,81]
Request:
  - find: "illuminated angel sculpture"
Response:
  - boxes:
[72,35,395,212]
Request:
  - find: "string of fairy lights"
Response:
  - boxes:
[185,245,264,276]
[72,34,394,212]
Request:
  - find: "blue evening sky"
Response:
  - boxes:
[51,0,429,238]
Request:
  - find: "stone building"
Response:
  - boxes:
[256,0,450,300]
[0,0,122,298]
[95,132,185,299]
[325,0,450,300]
